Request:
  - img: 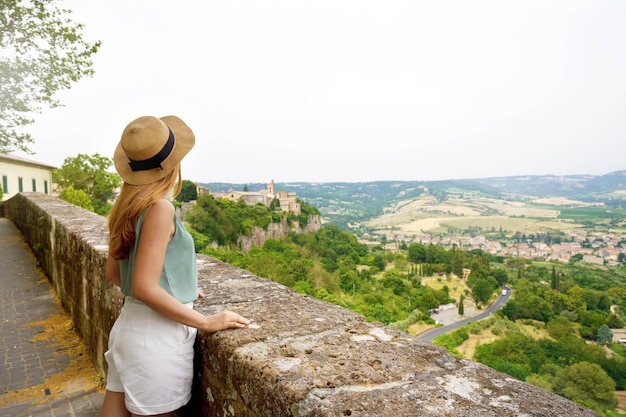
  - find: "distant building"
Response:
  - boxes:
[462,268,471,280]
[438,303,455,311]
[582,255,604,265]
[0,154,55,201]
[214,180,301,214]
[612,329,626,344]
[196,184,210,196]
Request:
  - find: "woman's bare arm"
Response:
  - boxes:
[105,255,122,287]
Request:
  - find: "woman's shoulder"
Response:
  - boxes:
[144,199,175,222]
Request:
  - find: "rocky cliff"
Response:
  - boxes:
[239,214,322,253]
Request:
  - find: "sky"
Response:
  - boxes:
[18,0,626,183]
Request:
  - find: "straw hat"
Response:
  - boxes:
[114,115,195,185]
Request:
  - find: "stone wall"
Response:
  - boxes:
[1,193,599,417]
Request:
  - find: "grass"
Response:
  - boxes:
[451,318,550,359]
[364,192,626,236]
[420,274,470,301]
[559,206,626,220]
[610,343,626,358]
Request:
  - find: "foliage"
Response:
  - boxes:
[202,224,460,325]
[58,186,93,211]
[52,153,120,215]
[546,316,574,341]
[390,309,433,332]
[597,325,613,345]
[552,362,618,415]
[474,331,549,379]
[0,0,101,153]
[432,328,469,357]
[269,197,280,211]
[500,277,617,327]
[185,194,321,248]
[186,227,211,253]
[175,179,197,202]
[469,313,625,413]
[600,355,626,391]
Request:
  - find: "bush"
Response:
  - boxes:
[434,328,469,350]
[59,186,94,212]
[390,309,431,332]
[188,227,211,253]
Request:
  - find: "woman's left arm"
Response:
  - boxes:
[105,254,122,287]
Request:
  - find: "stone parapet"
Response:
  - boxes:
[1,193,599,416]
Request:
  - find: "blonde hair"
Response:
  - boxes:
[108,165,182,260]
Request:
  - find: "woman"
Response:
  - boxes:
[100,115,250,417]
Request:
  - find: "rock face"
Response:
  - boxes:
[239,214,322,253]
[2,194,600,417]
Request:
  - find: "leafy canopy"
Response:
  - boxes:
[52,153,120,215]
[175,179,198,202]
[553,362,618,415]
[58,185,93,212]
[0,0,101,153]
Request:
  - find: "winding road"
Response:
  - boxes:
[417,289,512,342]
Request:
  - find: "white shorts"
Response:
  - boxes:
[104,297,198,415]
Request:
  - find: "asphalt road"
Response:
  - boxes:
[417,289,512,342]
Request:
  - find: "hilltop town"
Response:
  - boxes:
[197,180,301,214]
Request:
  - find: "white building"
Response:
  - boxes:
[0,154,56,201]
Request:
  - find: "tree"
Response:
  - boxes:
[175,179,197,202]
[269,197,280,211]
[407,243,427,263]
[596,325,613,345]
[469,275,498,305]
[491,268,508,286]
[1,0,101,153]
[288,259,309,282]
[372,254,386,271]
[458,294,465,316]
[553,362,618,415]
[52,153,120,215]
[546,316,573,341]
[551,265,560,291]
[606,314,625,329]
[186,227,210,253]
[58,186,93,211]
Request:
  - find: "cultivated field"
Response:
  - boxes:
[366,193,586,235]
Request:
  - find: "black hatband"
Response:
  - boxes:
[128,128,175,172]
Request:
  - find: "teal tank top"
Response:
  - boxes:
[119,212,198,304]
